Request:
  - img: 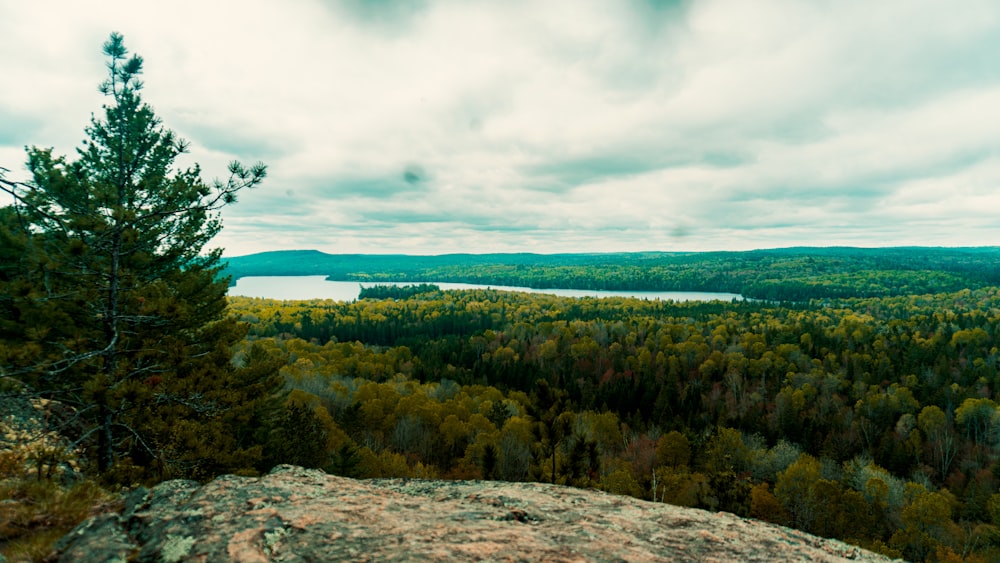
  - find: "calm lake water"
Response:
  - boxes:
[228,275,743,303]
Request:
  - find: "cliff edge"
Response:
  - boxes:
[51,465,898,562]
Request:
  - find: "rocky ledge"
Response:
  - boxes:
[51,465,897,562]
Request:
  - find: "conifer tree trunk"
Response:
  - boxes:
[98,226,122,472]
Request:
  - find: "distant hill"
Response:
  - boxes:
[222,247,1000,301]
[221,249,682,276]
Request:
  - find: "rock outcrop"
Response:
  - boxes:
[0,393,84,482]
[52,465,898,562]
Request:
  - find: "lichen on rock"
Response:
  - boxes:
[50,464,902,562]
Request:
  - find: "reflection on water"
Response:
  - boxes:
[229,275,744,303]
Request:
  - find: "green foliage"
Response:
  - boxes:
[0,34,278,482]
[359,283,442,300]
[890,485,963,561]
[602,466,644,498]
[481,443,499,480]
[654,431,691,469]
[775,453,822,530]
[262,402,331,471]
[225,247,1000,300]
[224,282,1000,558]
[700,427,750,474]
[326,443,363,478]
[651,468,712,508]
[529,379,571,484]
[0,476,117,562]
[809,480,877,543]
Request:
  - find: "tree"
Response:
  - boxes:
[654,430,691,469]
[529,379,571,483]
[327,442,363,478]
[890,485,961,561]
[481,443,499,479]
[774,453,822,531]
[262,402,330,470]
[749,482,789,526]
[918,405,958,479]
[700,427,748,474]
[0,33,278,481]
[955,398,999,449]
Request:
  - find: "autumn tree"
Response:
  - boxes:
[654,431,691,469]
[890,484,962,561]
[0,33,279,480]
[774,453,822,530]
[918,405,958,479]
[749,483,788,526]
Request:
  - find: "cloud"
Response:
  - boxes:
[2,0,1000,255]
[0,108,44,148]
[323,0,430,34]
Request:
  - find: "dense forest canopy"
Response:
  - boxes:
[225,283,1000,561]
[223,246,1000,301]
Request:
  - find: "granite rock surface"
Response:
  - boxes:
[51,464,900,562]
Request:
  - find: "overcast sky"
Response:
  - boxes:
[2,1,1000,256]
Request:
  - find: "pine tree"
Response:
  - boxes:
[0,33,282,481]
[261,402,330,471]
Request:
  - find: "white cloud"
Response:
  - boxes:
[2,0,1000,255]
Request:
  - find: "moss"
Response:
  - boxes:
[263,526,290,555]
[160,535,196,563]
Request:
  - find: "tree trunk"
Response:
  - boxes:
[98,402,114,472]
[551,446,556,484]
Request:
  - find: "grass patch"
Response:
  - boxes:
[0,477,120,562]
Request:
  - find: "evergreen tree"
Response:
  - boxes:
[529,380,571,483]
[327,443,363,478]
[262,402,330,471]
[481,443,499,480]
[0,33,281,481]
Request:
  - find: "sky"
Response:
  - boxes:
[2,1,1000,257]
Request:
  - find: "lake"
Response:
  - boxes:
[228,275,744,302]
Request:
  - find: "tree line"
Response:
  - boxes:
[226,287,1000,561]
[224,247,1000,301]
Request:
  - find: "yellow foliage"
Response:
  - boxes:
[655,431,691,469]
[652,467,711,508]
[358,448,411,478]
[774,453,821,529]
[602,468,643,499]
[749,482,788,526]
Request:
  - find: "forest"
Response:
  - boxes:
[222,282,1000,562]
[223,246,1000,301]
